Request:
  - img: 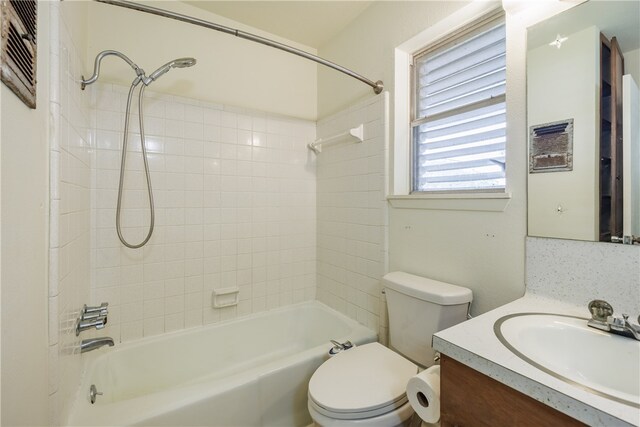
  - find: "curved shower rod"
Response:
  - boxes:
[93,0,384,95]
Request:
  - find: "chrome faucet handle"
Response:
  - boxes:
[81,309,108,321]
[83,302,109,314]
[609,315,625,329]
[588,300,614,322]
[330,339,353,350]
[76,316,107,336]
[586,302,640,341]
[604,313,640,340]
[329,339,354,356]
[587,300,614,331]
[621,314,640,340]
[81,303,108,321]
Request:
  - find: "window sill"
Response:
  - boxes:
[387,192,512,212]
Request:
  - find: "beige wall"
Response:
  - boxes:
[317,1,469,119]
[1,2,50,425]
[85,1,317,120]
[625,48,640,86]
[319,1,528,315]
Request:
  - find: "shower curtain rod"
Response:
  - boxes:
[93,0,384,94]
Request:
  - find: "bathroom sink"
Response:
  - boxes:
[494,313,640,408]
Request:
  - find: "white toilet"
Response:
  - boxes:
[307,271,473,427]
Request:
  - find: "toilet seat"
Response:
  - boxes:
[308,343,418,420]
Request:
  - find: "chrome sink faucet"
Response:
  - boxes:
[587,300,640,340]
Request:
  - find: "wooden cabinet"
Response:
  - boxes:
[599,34,625,242]
[439,355,586,427]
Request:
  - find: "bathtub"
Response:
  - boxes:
[67,301,377,426]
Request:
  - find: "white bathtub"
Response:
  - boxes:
[67,301,376,426]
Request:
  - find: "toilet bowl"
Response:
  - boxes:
[307,342,417,426]
[307,272,472,427]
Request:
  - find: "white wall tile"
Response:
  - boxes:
[315,93,388,340]
[49,4,92,423]
[90,85,317,340]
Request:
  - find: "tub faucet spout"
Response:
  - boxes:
[81,337,115,353]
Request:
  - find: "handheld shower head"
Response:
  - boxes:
[171,58,197,68]
[146,57,197,84]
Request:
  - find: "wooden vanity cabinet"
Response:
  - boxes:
[439,355,586,427]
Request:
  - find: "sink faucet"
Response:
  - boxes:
[81,337,114,353]
[587,300,640,340]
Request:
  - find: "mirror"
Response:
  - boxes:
[527,0,640,242]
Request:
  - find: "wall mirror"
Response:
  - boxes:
[527,0,640,243]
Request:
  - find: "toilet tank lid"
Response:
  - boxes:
[383,271,472,305]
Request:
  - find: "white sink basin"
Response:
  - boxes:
[495,313,640,407]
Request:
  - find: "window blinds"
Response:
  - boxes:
[412,19,506,192]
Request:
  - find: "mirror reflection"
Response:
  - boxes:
[527,0,640,242]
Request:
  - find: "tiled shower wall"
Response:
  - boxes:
[89,84,317,342]
[315,93,389,342]
[48,1,92,424]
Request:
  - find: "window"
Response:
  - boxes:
[411,13,506,193]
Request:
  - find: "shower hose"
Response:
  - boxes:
[116,80,155,249]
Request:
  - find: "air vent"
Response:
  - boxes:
[529,119,574,173]
[1,0,37,108]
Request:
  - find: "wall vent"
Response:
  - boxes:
[529,119,574,173]
[1,0,37,108]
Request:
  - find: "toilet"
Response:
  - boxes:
[307,271,473,427]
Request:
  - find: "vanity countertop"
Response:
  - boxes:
[433,293,640,426]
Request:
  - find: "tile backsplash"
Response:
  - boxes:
[89,84,317,342]
[526,236,640,315]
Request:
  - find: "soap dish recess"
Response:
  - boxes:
[212,287,240,308]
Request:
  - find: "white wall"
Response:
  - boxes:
[317,1,469,119]
[48,1,93,424]
[622,75,640,236]
[315,93,389,343]
[0,2,50,425]
[527,26,600,241]
[319,1,527,315]
[89,84,316,342]
[85,1,317,120]
[624,48,640,85]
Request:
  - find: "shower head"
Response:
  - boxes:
[146,57,197,84]
[172,58,197,68]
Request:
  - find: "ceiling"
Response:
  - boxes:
[184,1,372,49]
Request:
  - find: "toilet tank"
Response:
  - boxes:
[383,271,472,367]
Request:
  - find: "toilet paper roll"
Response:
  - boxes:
[406,365,440,424]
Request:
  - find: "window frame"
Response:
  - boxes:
[409,10,506,195]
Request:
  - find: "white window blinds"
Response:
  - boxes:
[411,15,506,193]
